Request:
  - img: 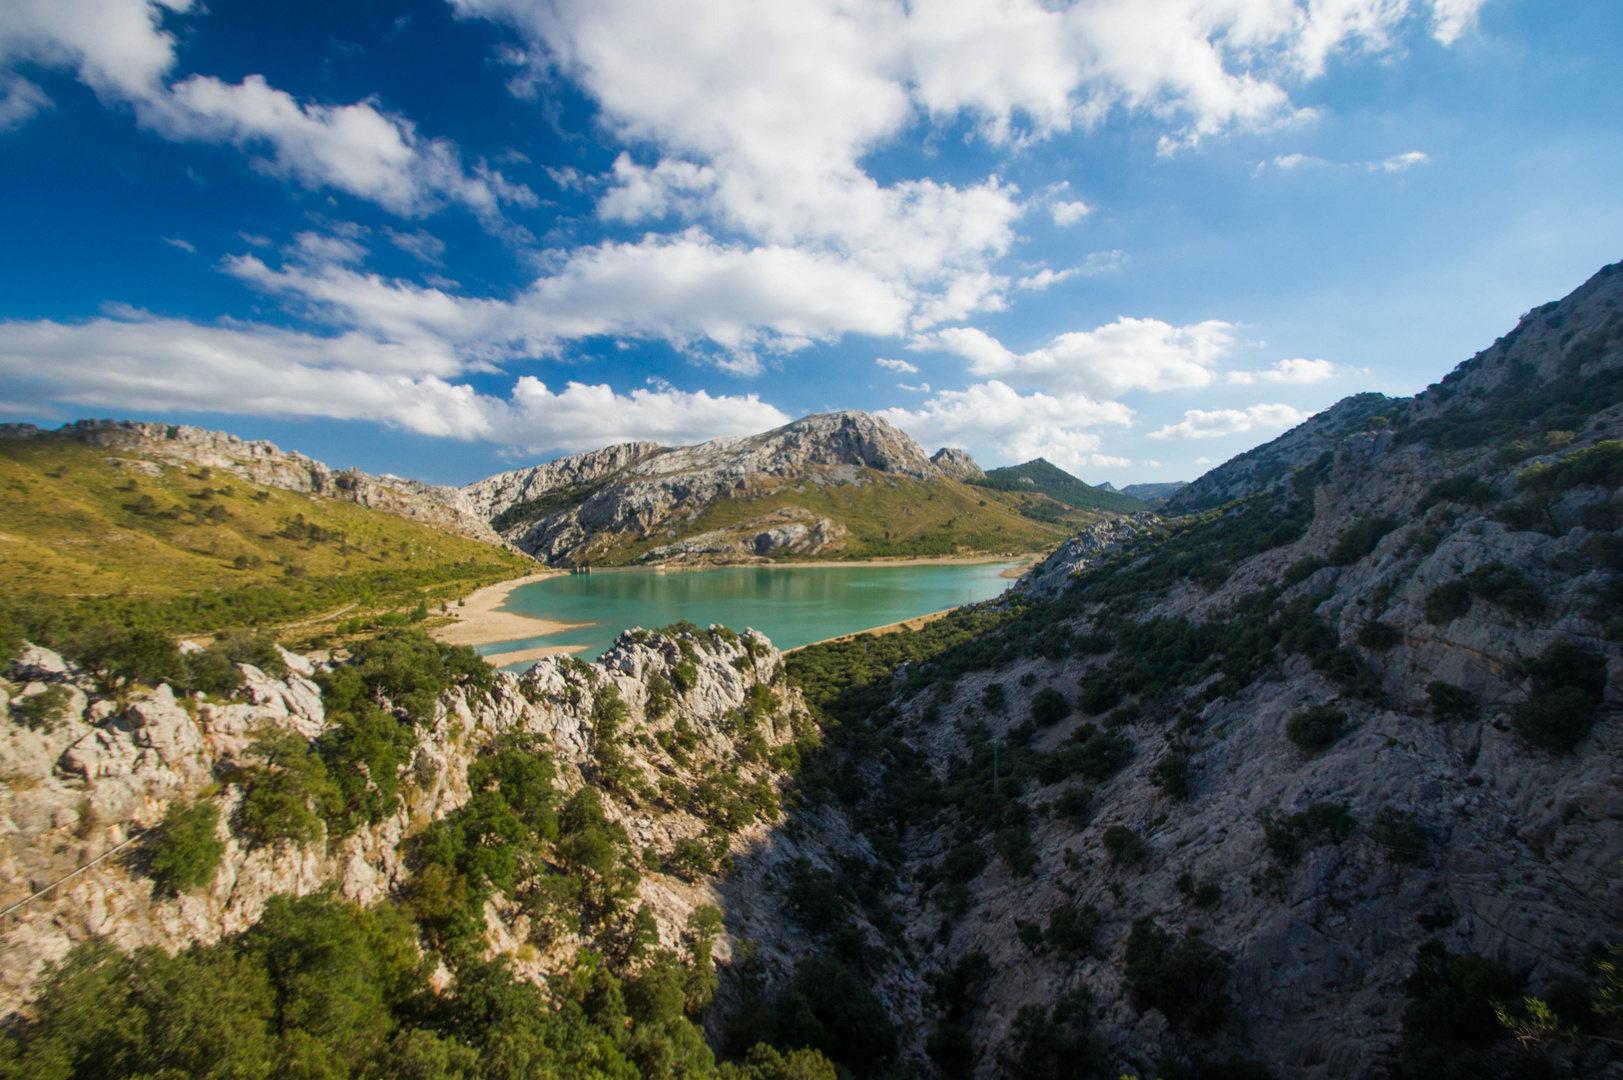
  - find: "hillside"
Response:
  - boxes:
[464,412,1090,565]
[0,427,529,638]
[970,457,1149,515]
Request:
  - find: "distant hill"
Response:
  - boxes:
[1120,480,1187,507]
[968,457,1148,514]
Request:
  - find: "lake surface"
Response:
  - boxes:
[479,561,1022,664]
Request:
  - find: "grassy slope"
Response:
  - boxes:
[584,472,1091,563]
[0,437,529,635]
[971,458,1148,514]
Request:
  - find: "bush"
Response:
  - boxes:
[1513,637,1608,751]
[1419,474,1498,511]
[995,988,1109,1080]
[1396,940,1522,1080]
[673,660,699,694]
[64,623,182,689]
[1053,788,1091,825]
[1372,807,1429,865]
[1285,705,1347,755]
[981,683,1006,712]
[1175,873,1221,908]
[1076,675,1122,716]
[145,798,225,895]
[1258,802,1356,865]
[1428,681,1478,722]
[1044,903,1100,957]
[11,684,72,732]
[1282,557,1329,587]
[1425,582,1473,625]
[1465,562,1545,617]
[1029,687,1069,727]
[1102,825,1146,866]
[317,703,418,835]
[721,1044,839,1080]
[233,727,339,847]
[1066,724,1132,781]
[1357,621,1403,650]
[1331,518,1399,566]
[1150,753,1191,800]
[1123,917,1232,1035]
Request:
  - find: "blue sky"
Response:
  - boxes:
[2,0,1620,486]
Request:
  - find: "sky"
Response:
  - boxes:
[1,0,1621,487]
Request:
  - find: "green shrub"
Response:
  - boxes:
[1044,904,1100,957]
[1428,681,1478,722]
[1516,439,1623,494]
[1464,562,1545,617]
[64,623,182,689]
[1053,788,1091,825]
[11,684,72,732]
[993,823,1038,877]
[1419,474,1498,511]
[1282,556,1330,587]
[1123,917,1232,1035]
[1102,825,1145,866]
[1396,940,1522,1080]
[995,988,1109,1080]
[1425,582,1473,625]
[1075,674,1122,716]
[721,1044,839,1080]
[1356,622,1403,650]
[1371,807,1429,865]
[1066,724,1132,780]
[981,683,1006,712]
[1493,500,1550,533]
[1331,518,1399,566]
[1513,637,1608,751]
[1029,687,1069,727]
[317,703,418,835]
[1175,873,1221,908]
[233,727,339,847]
[1285,705,1347,755]
[1258,802,1356,865]
[673,660,699,694]
[1150,753,1191,800]
[669,838,716,882]
[771,956,897,1075]
[145,798,225,895]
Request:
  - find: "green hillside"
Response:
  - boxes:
[0,435,528,642]
[969,458,1148,514]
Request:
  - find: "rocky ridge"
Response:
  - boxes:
[1,419,505,547]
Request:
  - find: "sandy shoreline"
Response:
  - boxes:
[439,552,1039,658]
[431,572,585,647]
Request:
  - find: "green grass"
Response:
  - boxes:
[0,436,529,638]
[970,458,1148,514]
[583,472,1084,565]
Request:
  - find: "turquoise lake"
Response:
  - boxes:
[478,561,1022,665]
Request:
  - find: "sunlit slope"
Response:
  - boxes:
[0,437,528,633]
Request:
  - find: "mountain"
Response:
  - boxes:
[464,411,1091,565]
[0,421,528,634]
[1120,480,1187,506]
[969,457,1149,514]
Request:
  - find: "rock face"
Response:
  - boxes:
[931,447,985,481]
[753,262,1623,1077]
[1015,513,1163,598]
[462,411,955,564]
[638,506,849,564]
[3,420,504,546]
[0,630,806,1016]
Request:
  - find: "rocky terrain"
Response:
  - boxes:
[460,411,1073,565]
[0,625,807,1020]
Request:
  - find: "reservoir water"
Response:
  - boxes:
[478,561,1023,665]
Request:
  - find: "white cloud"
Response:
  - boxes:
[924,316,1234,398]
[161,236,196,253]
[878,379,1131,474]
[0,0,533,222]
[0,73,48,130]
[0,312,789,451]
[1017,268,1077,291]
[1051,201,1091,226]
[387,227,447,266]
[1227,357,1335,384]
[1379,150,1428,172]
[1148,402,1307,439]
[225,228,913,368]
[1077,249,1128,276]
[876,358,919,373]
[1273,152,1328,169]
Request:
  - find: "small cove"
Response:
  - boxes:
[476,561,1024,667]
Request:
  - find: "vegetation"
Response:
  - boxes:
[144,797,226,895]
[1428,681,1479,722]
[11,683,72,732]
[0,434,527,640]
[1285,705,1347,755]
[995,987,1110,1080]
[1395,940,1523,1080]
[1371,807,1429,866]
[1123,917,1232,1035]
[1513,636,1608,751]
[1257,802,1356,866]
[969,458,1147,514]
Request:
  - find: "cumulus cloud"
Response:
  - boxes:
[0,73,48,130]
[0,0,533,222]
[0,312,789,451]
[1051,201,1091,226]
[923,316,1235,398]
[1227,357,1335,384]
[1379,150,1428,172]
[226,228,914,368]
[1016,268,1076,291]
[1148,402,1307,439]
[876,358,919,373]
[878,379,1132,474]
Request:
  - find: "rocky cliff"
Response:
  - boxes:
[2,419,505,546]
[461,411,1056,565]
